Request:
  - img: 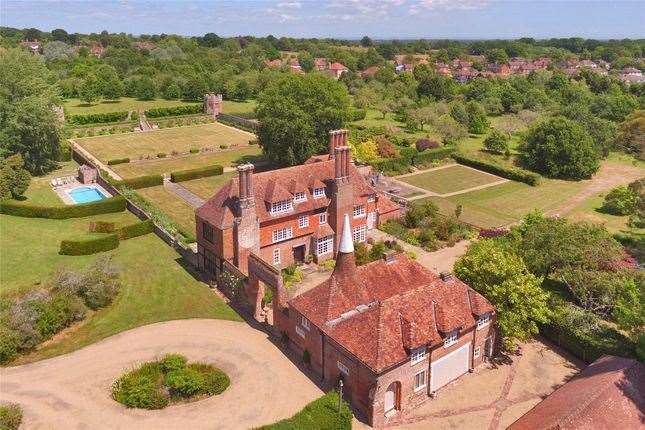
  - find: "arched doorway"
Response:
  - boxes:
[384,381,401,414]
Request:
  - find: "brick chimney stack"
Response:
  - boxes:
[329,129,348,158]
[330,145,353,253]
[234,163,259,272]
[237,163,255,209]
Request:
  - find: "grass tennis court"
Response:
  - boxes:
[75,123,255,162]
[110,147,262,178]
[399,165,504,195]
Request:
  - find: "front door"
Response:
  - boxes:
[293,245,305,264]
[485,336,493,358]
[384,382,397,413]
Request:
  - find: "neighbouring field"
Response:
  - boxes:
[222,99,257,118]
[179,172,236,199]
[110,147,262,178]
[63,97,195,115]
[399,165,504,195]
[1,211,240,364]
[75,123,256,162]
[137,185,198,234]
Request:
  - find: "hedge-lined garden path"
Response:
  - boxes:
[0,319,322,430]
[164,179,206,208]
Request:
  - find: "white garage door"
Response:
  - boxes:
[430,343,470,392]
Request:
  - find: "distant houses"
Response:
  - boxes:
[265,56,349,79]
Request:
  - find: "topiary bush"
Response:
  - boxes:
[59,234,120,256]
[117,219,154,240]
[112,354,229,409]
[107,158,130,165]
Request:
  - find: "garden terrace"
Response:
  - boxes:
[75,122,257,165]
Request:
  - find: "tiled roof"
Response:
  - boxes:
[290,253,493,372]
[196,158,387,228]
[329,62,348,71]
[509,355,645,430]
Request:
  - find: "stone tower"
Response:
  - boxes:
[203,93,223,118]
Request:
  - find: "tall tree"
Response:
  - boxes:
[454,239,550,349]
[0,48,63,174]
[256,74,350,166]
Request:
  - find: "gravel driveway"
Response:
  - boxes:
[0,319,322,430]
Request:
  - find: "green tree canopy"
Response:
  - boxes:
[520,116,600,179]
[256,73,350,166]
[0,154,31,200]
[0,48,63,174]
[454,239,550,349]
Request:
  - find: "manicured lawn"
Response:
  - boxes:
[62,97,195,115]
[257,391,351,430]
[399,165,503,195]
[222,99,257,118]
[22,161,79,206]
[137,185,197,234]
[179,172,236,199]
[75,123,256,163]
[567,192,644,235]
[0,211,140,297]
[110,146,263,178]
[444,179,585,228]
[1,212,240,364]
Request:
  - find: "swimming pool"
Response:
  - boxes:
[68,186,108,204]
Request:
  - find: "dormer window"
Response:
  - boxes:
[353,205,365,218]
[477,314,491,330]
[410,347,426,365]
[443,331,458,348]
[313,188,325,199]
[270,199,293,215]
[294,191,306,203]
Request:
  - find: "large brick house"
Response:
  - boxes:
[195,129,401,275]
[276,216,497,427]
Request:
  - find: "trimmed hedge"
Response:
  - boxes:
[0,196,126,219]
[170,165,224,183]
[257,391,352,430]
[371,147,455,175]
[145,104,202,118]
[113,175,163,190]
[59,234,120,255]
[107,158,130,165]
[118,219,154,240]
[452,153,541,186]
[68,111,129,125]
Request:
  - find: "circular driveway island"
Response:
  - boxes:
[0,319,322,430]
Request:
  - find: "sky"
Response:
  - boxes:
[1,0,644,40]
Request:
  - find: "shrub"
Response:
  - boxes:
[107,158,130,165]
[189,147,200,154]
[415,138,440,152]
[118,219,154,240]
[380,220,419,245]
[112,175,163,190]
[219,144,228,149]
[0,403,22,430]
[0,196,127,218]
[349,107,367,121]
[0,326,19,364]
[59,234,119,256]
[319,259,336,270]
[112,362,169,409]
[160,353,188,373]
[157,153,167,158]
[165,367,205,397]
[302,349,311,365]
[170,165,224,183]
[145,104,202,118]
[483,129,510,154]
[452,153,540,186]
[89,221,116,233]
[602,186,639,215]
[68,111,128,125]
[376,136,399,158]
[257,391,352,430]
[191,363,230,395]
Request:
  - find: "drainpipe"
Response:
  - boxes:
[321,331,326,383]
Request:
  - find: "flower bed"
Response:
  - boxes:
[112,353,229,409]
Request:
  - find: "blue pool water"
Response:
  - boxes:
[68,187,107,204]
